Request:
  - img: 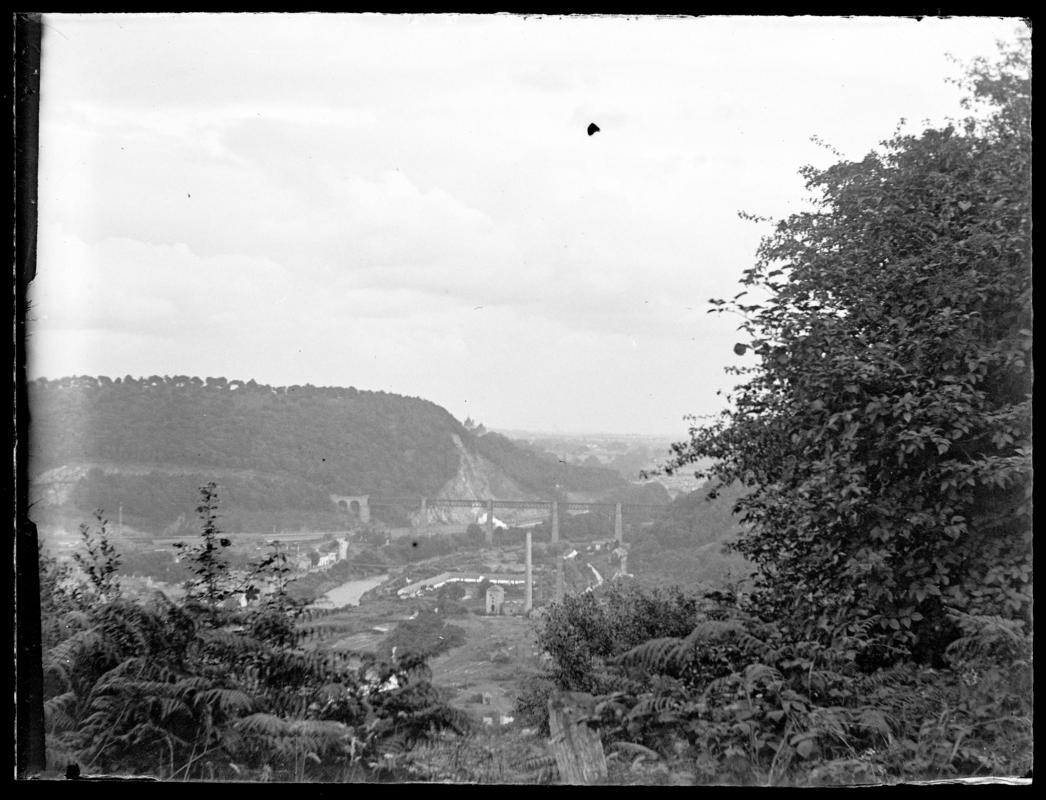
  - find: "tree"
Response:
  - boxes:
[464,523,485,545]
[666,36,1031,663]
[436,581,467,602]
[72,510,122,603]
[537,582,704,694]
[174,482,236,624]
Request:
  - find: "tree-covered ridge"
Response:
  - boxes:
[30,376,466,497]
[29,376,631,531]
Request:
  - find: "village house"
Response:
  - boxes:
[316,552,337,569]
[485,584,505,614]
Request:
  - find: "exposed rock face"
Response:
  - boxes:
[29,464,95,506]
[427,435,533,524]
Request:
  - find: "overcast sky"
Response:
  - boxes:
[28,14,1024,436]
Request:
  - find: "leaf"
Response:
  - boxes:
[734,343,748,356]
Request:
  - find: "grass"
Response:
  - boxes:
[426,614,544,720]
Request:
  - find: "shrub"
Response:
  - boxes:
[513,675,557,735]
[40,488,468,781]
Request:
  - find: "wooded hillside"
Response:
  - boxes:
[28,376,626,531]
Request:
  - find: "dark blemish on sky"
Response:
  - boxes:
[587,123,600,136]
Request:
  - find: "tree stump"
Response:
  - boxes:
[547,694,607,784]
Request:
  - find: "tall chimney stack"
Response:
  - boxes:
[524,530,533,613]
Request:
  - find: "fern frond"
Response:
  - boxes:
[44,734,85,772]
[743,662,784,692]
[854,706,894,744]
[806,705,852,748]
[235,712,288,737]
[611,740,662,761]
[616,637,683,674]
[44,692,79,732]
[683,619,760,649]
[199,687,254,715]
[629,694,683,719]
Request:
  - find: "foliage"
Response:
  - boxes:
[437,582,467,602]
[622,482,754,589]
[536,582,705,695]
[663,36,1031,662]
[72,510,123,602]
[173,483,238,624]
[513,674,558,735]
[39,544,87,651]
[529,510,619,544]
[464,523,486,544]
[383,729,558,784]
[381,609,467,660]
[40,488,468,781]
[642,482,746,549]
[535,581,1032,784]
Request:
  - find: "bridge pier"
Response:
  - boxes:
[614,503,623,545]
[330,494,371,524]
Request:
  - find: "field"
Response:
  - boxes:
[426,614,544,724]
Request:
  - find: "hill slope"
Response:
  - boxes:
[628,482,754,589]
[28,376,629,532]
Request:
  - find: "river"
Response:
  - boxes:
[311,573,390,609]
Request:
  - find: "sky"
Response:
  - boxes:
[28,14,1025,436]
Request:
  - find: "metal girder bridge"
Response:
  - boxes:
[369,497,665,512]
[364,496,665,551]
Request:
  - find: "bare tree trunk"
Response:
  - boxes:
[547,695,607,784]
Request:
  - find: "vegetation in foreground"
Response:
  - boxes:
[40,487,471,782]
[517,580,1031,785]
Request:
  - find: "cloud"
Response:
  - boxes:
[30,14,1024,433]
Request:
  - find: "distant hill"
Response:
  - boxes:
[628,482,754,590]
[27,376,631,533]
